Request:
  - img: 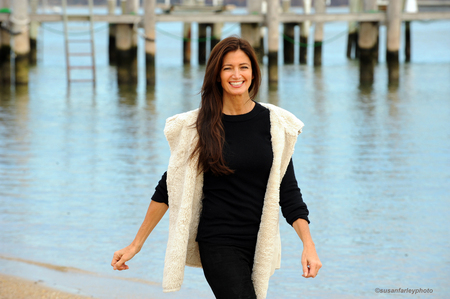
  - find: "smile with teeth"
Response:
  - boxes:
[229,81,244,87]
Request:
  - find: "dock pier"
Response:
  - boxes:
[386,0,403,84]
[0,0,450,86]
[0,0,11,85]
[358,0,378,83]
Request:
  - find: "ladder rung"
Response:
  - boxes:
[68,39,92,43]
[69,66,94,69]
[68,27,91,31]
[69,53,92,56]
[69,79,95,83]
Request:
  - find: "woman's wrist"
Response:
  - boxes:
[129,242,143,253]
[302,240,316,248]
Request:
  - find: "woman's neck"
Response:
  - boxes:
[222,95,255,115]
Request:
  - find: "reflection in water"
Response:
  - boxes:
[0,85,31,200]
[118,85,138,106]
[181,64,201,111]
[144,85,156,113]
[358,81,374,97]
[309,67,329,180]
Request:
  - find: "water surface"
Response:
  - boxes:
[1,12,449,299]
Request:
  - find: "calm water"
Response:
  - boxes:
[1,8,450,299]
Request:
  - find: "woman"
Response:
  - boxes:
[111,36,321,299]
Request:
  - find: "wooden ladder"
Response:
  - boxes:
[61,0,96,85]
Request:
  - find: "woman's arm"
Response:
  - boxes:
[111,200,168,271]
[292,218,322,278]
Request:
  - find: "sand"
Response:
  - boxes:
[0,274,95,299]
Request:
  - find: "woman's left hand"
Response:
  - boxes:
[292,218,322,278]
[301,245,322,278]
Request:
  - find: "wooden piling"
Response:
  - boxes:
[116,24,132,84]
[267,0,280,84]
[358,23,378,82]
[259,27,265,62]
[300,0,311,64]
[386,0,402,83]
[196,0,207,61]
[346,27,357,59]
[347,0,361,59]
[0,28,11,85]
[283,23,295,64]
[144,0,156,85]
[358,0,379,83]
[0,20,1,84]
[0,22,2,85]
[116,0,138,84]
[29,0,38,65]
[181,0,193,64]
[313,0,326,66]
[108,0,117,65]
[129,0,138,84]
[0,0,11,84]
[404,0,417,63]
[245,0,262,60]
[210,23,222,51]
[241,23,261,61]
[405,21,411,62]
[299,30,308,64]
[182,23,191,64]
[354,31,360,58]
[12,0,30,85]
[198,23,207,65]
[375,30,380,61]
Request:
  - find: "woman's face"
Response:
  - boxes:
[219,49,253,100]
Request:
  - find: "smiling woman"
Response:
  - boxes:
[111,36,321,299]
[193,36,262,176]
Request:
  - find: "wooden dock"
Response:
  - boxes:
[2,11,450,24]
[1,0,450,86]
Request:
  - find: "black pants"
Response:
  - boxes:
[198,242,257,299]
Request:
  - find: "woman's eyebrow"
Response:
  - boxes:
[222,63,251,67]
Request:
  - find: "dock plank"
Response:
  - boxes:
[1,11,450,24]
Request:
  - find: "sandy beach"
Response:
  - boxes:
[0,255,210,299]
[0,274,94,299]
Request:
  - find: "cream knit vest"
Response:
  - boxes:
[162,103,304,299]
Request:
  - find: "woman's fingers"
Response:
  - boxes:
[301,254,322,278]
[302,261,309,277]
[301,243,322,278]
[114,259,129,270]
[111,251,121,267]
[307,261,321,278]
[111,249,131,270]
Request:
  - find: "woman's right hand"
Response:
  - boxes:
[111,200,168,271]
[111,245,139,271]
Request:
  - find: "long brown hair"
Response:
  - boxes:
[191,36,261,176]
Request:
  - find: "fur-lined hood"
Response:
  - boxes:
[162,103,304,299]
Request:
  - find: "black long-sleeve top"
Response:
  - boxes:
[152,102,309,248]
